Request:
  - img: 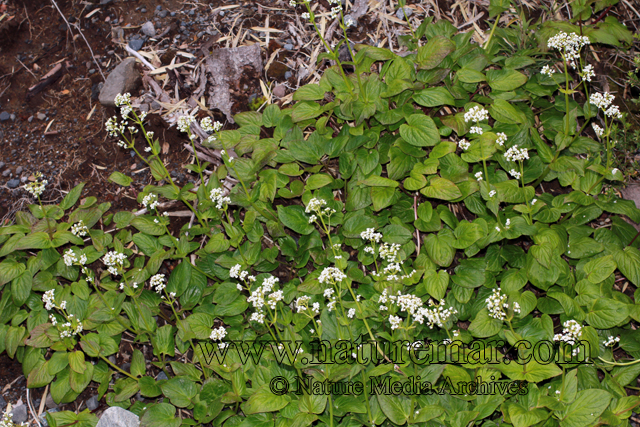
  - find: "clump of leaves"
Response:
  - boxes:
[2,8,640,427]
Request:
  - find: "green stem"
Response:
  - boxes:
[483,15,501,50]
[564,55,570,136]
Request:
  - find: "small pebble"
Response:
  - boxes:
[157,371,168,381]
[11,404,28,424]
[396,6,413,19]
[284,71,292,79]
[16,166,23,174]
[140,8,146,13]
[7,178,19,188]
[283,43,294,50]
[0,111,11,121]
[86,395,99,411]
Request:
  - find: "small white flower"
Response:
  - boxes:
[63,249,78,267]
[389,315,403,330]
[508,169,521,179]
[464,106,490,123]
[489,190,496,198]
[347,308,356,318]
[142,193,159,210]
[541,65,556,77]
[360,228,382,242]
[177,115,195,133]
[496,132,507,146]
[301,12,311,20]
[504,144,529,162]
[150,274,166,293]
[592,123,604,138]
[611,168,619,175]
[603,336,620,347]
[469,126,483,135]
[458,139,470,150]
[580,64,595,82]
[71,220,89,237]
[43,289,56,310]
[210,326,227,341]
[23,172,48,198]
[475,171,483,181]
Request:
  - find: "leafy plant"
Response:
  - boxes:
[2,5,640,427]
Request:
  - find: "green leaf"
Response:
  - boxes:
[243,384,291,414]
[11,271,32,306]
[0,259,26,286]
[139,376,163,398]
[613,247,640,287]
[305,174,333,190]
[583,254,616,283]
[498,360,562,382]
[68,351,86,374]
[585,298,629,329]
[468,308,503,338]
[140,403,182,427]
[161,377,198,408]
[292,101,323,122]
[70,362,94,393]
[559,389,611,427]
[60,183,85,210]
[420,177,462,201]
[425,234,455,267]
[486,69,528,91]
[378,394,410,425]
[416,36,455,69]
[399,114,440,147]
[131,349,146,377]
[277,205,315,235]
[457,67,486,83]
[421,269,449,300]
[371,187,397,212]
[293,84,326,101]
[413,87,455,107]
[490,99,526,124]
[108,171,133,187]
[360,176,399,187]
[131,217,165,236]
[167,261,192,298]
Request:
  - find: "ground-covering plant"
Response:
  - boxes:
[2,3,640,427]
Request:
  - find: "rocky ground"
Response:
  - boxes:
[1,0,640,425]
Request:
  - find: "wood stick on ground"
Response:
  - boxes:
[50,0,106,81]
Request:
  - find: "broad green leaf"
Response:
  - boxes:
[161,377,198,408]
[559,389,611,427]
[416,36,455,69]
[468,308,503,338]
[583,255,616,283]
[243,384,291,414]
[486,69,528,91]
[140,403,182,427]
[413,87,455,107]
[108,171,132,187]
[399,114,440,147]
[277,205,315,235]
[585,298,629,329]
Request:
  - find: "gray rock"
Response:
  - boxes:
[283,43,294,51]
[150,101,161,110]
[21,176,27,183]
[140,8,146,13]
[157,371,168,381]
[121,363,131,373]
[9,114,15,121]
[11,404,28,424]
[2,169,10,177]
[128,36,145,51]
[141,22,155,37]
[0,396,5,408]
[99,58,141,107]
[158,10,167,18]
[0,161,5,169]
[396,6,412,19]
[0,111,10,121]
[37,112,46,120]
[96,407,140,427]
[156,5,162,10]
[16,166,22,174]
[7,178,19,188]
[86,395,99,411]
[284,71,292,79]
[273,84,286,98]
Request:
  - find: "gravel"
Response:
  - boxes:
[0,112,11,121]
[157,371,168,381]
[141,21,155,37]
[396,6,413,19]
[7,179,19,188]
[283,43,294,50]
[128,36,145,51]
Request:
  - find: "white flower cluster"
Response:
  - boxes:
[177,115,196,133]
[443,330,461,345]
[504,145,529,162]
[458,139,470,150]
[24,173,48,198]
[508,169,521,179]
[327,0,342,18]
[306,198,336,223]
[71,220,89,237]
[142,193,159,210]
[102,251,127,276]
[247,275,281,323]
[318,267,347,285]
[592,123,604,137]
[200,117,223,133]
[210,188,231,210]
[381,290,457,330]
[540,65,556,77]
[114,93,132,107]
[210,326,227,341]
[324,288,337,312]
[589,92,622,119]
[344,15,356,27]
[59,315,83,338]
[105,116,126,138]
[547,32,590,68]
[475,171,483,181]
[485,288,519,320]
[379,243,400,263]
[464,106,489,123]
[150,274,166,293]
[553,319,583,346]
[603,336,620,347]
[580,64,595,82]
[469,126,483,135]
[301,12,311,20]
[389,315,403,330]
[294,295,311,313]
[63,249,87,267]
[43,289,56,311]
[360,228,382,242]
[496,132,507,146]
[347,308,356,318]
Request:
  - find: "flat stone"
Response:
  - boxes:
[99,58,141,107]
[283,43,293,50]
[0,111,10,121]
[11,404,28,424]
[128,36,145,51]
[96,407,140,427]
[37,112,46,120]
[15,166,22,174]
[396,6,412,19]
[2,169,10,177]
[273,84,286,98]
[157,371,168,381]
[0,396,6,408]
[157,10,167,18]
[141,21,155,37]
[7,178,20,188]
[86,395,99,411]
[45,393,57,409]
